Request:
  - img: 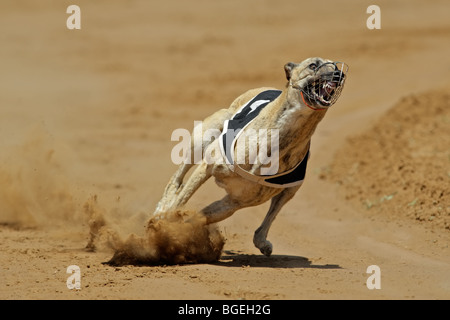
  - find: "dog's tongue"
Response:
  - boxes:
[325,81,337,95]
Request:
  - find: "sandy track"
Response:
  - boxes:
[0,0,449,299]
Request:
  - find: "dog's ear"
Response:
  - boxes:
[284,62,297,81]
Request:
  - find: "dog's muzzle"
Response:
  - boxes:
[302,62,348,107]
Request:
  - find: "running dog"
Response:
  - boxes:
[153,57,348,256]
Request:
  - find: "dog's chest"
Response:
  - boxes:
[220,90,282,165]
[218,89,310,189]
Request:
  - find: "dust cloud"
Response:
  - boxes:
[0,127,81,228]
[85,195,225,266]
[0,127,224,265]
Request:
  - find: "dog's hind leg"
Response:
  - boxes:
[154,109,232,215]
[253,186,301,256]
[165,161,213,211]
[200,195,244,224]
[154,162,194,214]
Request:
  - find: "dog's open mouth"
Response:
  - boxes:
[313,80,338,106]
[303,62,348,108]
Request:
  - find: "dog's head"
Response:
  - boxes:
[285,57,348,109]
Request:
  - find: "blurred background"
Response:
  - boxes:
[0,1,448,197]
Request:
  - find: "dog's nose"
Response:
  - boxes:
[315,62,335,73]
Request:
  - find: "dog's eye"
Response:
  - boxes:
[309,63,317,71]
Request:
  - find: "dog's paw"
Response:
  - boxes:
[258,241,273,257]
[253,228,273,256]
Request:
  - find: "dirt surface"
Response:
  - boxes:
[324,89,450,232]
[1,0,450,300]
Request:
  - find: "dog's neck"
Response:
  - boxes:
[268,89,328,169]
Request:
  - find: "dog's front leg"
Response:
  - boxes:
[253,186,300,256]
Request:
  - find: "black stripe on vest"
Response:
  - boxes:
[222,90,282,164]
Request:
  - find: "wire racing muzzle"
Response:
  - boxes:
[301,62,348,108]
